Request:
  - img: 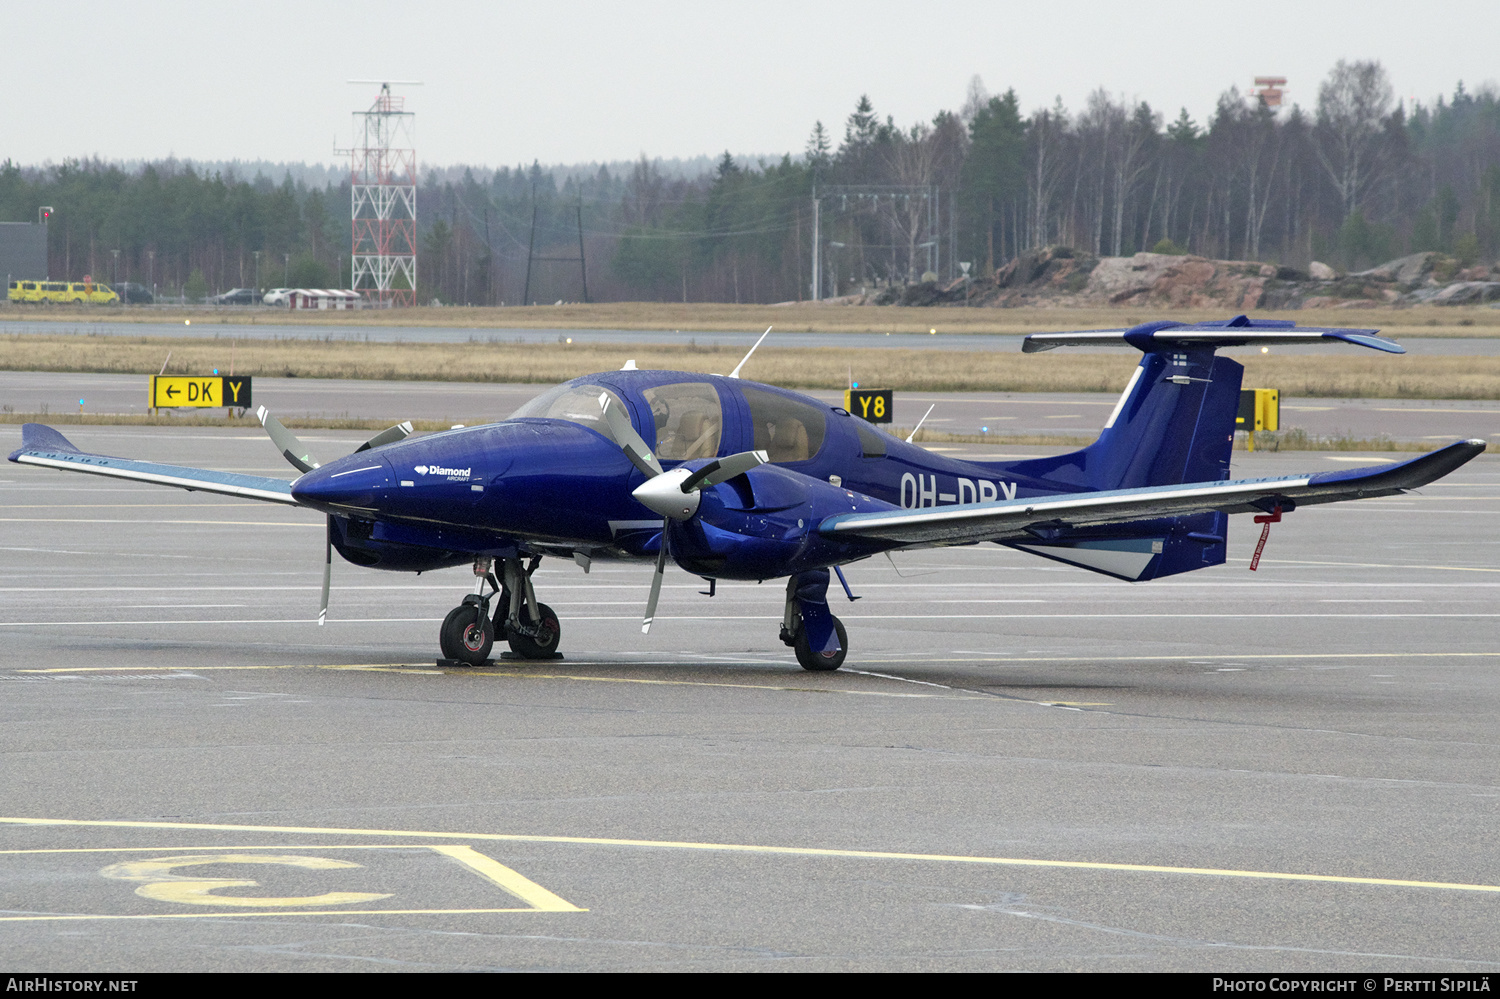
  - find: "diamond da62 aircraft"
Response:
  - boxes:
[8,317,1486,670]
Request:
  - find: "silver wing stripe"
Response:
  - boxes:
[823,476,1312,536]
[13,453,298,505]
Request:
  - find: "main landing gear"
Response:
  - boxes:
[439,556,562,667]
[779,569,848,672]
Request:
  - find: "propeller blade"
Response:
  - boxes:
[256,406,319,473]
[599,392,662,477]
[354,421,414,453]
[679,450,768,493]
[318,515,332,626]
[642,532,669,634]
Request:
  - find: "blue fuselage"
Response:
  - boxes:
[289,369,1153,578]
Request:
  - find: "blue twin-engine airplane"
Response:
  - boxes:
[8,317,1486,670]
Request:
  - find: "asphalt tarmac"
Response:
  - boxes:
[5,370,1498,444]
[0,426,1497,971]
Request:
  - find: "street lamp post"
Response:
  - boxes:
[252,250,261,303]
[283,253,289,287]
[110,249,120,301]
[147,250,154,299]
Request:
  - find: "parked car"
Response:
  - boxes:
[116,282,154,304]
[261,287,292,306]
[209,288,261,305]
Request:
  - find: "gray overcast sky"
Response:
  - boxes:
[7,0,1498,170]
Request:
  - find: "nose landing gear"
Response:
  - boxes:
[438,555,563,666]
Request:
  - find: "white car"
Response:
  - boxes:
[262,288,292,306]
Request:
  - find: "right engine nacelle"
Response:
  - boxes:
[665,463,900,580]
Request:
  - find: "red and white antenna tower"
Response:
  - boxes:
[345,81,419,307]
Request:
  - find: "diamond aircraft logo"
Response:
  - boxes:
[414,464,471,479]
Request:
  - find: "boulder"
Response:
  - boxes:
[1308,261,1337,280]
[1351,252,1433,286]
[1427,281,1500,306]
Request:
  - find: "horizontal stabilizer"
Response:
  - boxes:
[820,439,1486,547]
[1023,316,1403,354]
[8,423,298,504]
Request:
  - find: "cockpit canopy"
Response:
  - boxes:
[510,376,830,465]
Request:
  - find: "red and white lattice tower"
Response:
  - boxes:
[349,82,417,307]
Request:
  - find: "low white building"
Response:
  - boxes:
[287,289,362,310]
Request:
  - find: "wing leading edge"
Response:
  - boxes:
[819,440,1486,547]
[7,423,298,504]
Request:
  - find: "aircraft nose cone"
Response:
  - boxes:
[291,456,391,510]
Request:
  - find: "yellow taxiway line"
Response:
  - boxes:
[2,816,1496,895]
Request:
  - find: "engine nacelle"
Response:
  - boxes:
[665,463,899,580]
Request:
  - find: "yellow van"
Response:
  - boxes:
[8,279,119,305]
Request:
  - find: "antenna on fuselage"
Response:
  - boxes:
[728,326,773,379]
[905,403,936,444]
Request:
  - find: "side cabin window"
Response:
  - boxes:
[509,383,628,444]
[853,419,887,458]
[642,382,722,460]
[742,385,826,463]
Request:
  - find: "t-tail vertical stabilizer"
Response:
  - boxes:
[1002,316,1403,494]
[984,317,1405,581]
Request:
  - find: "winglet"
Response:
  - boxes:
[10,423,82,461]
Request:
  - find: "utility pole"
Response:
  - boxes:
[483,206,493,305]
[523,201,537,307]
[576,200,589,304]
[810,189,820,301]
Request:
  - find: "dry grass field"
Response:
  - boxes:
[4,301,1500,338]
[1,330,1496,399]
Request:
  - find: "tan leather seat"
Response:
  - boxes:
[768,418,809,462]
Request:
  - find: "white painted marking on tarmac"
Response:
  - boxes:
[844,669,957,691]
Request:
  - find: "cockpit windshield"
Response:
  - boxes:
[509,383,627,444]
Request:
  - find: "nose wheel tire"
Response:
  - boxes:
[507,602,561,659]
[795,615,847,672]
[440,605,494,666]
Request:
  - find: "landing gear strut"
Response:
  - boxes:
[779,569,848,672]
[438,555,562,666]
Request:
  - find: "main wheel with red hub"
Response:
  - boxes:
[507,602,561,659]
[440,605,493,666]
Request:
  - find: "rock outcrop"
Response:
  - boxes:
[853,246,1500,309]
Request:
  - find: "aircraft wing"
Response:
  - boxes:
[819,439,1486,547]
[7,423,298,505]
